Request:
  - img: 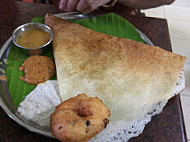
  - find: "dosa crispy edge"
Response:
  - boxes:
[45,14,186,122]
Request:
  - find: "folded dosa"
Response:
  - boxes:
[45,14,186,122]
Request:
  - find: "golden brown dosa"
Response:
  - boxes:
[45,14,186,122]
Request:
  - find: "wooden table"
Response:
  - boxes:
[0,1,187,142]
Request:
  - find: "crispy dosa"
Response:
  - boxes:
[45,14,186,122]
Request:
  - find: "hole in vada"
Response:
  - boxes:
[77,101,91,117]
[77,107,91,117]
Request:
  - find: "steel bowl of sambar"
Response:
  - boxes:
[12,22,53,55]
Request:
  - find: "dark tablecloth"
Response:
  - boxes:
[0,1,187,142]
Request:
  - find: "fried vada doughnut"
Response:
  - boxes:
[50,93,110,142]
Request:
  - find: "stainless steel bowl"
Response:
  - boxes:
[12,23,53,55]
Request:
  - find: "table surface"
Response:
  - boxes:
[0,1,187,142]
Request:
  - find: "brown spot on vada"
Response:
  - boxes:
[103,118,109,128]
[50,93,110,142]
[86,120,90,126]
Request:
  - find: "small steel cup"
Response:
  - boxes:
[12,23,53,55]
